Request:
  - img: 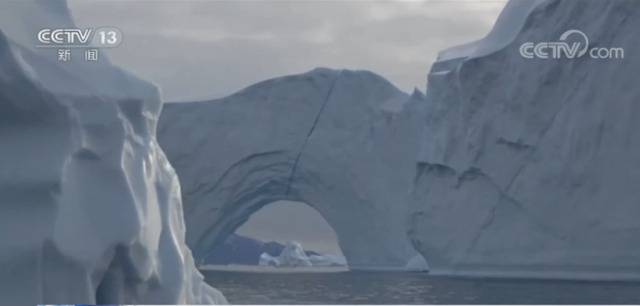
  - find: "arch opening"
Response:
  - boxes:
[201,200,347,269]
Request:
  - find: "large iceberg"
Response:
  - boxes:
[159,68,428,270]
[410,0,640,280]
[0,1,225,304]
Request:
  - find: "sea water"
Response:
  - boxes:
[202,268,640,304]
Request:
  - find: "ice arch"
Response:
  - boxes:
[158,68,428,270]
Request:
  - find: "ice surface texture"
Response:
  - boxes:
[0,1,226,304]
[159,68,428,270]
[409,0,640,280]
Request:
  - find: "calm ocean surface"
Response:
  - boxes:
[202,268,640,304]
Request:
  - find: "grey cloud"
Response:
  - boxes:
[68,0,505,101]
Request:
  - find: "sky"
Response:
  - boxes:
[68,0,506,102]
[236,201,344,256]
[67,0,506,256]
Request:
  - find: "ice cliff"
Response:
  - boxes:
[0,1,226,304]
[410,0,640,280]
[159,68,428,270]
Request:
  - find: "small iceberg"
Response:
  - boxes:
[259,241,346,268]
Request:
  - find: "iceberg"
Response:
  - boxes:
[410,0,640,280]
[258,241,345,268]
[0,1,225,304]
[159,68,428,270]
[270,241,312,267]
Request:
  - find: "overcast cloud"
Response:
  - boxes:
[68,0,505,101]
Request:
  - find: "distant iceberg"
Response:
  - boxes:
[275,241,314,267]
[259,241,346,268]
